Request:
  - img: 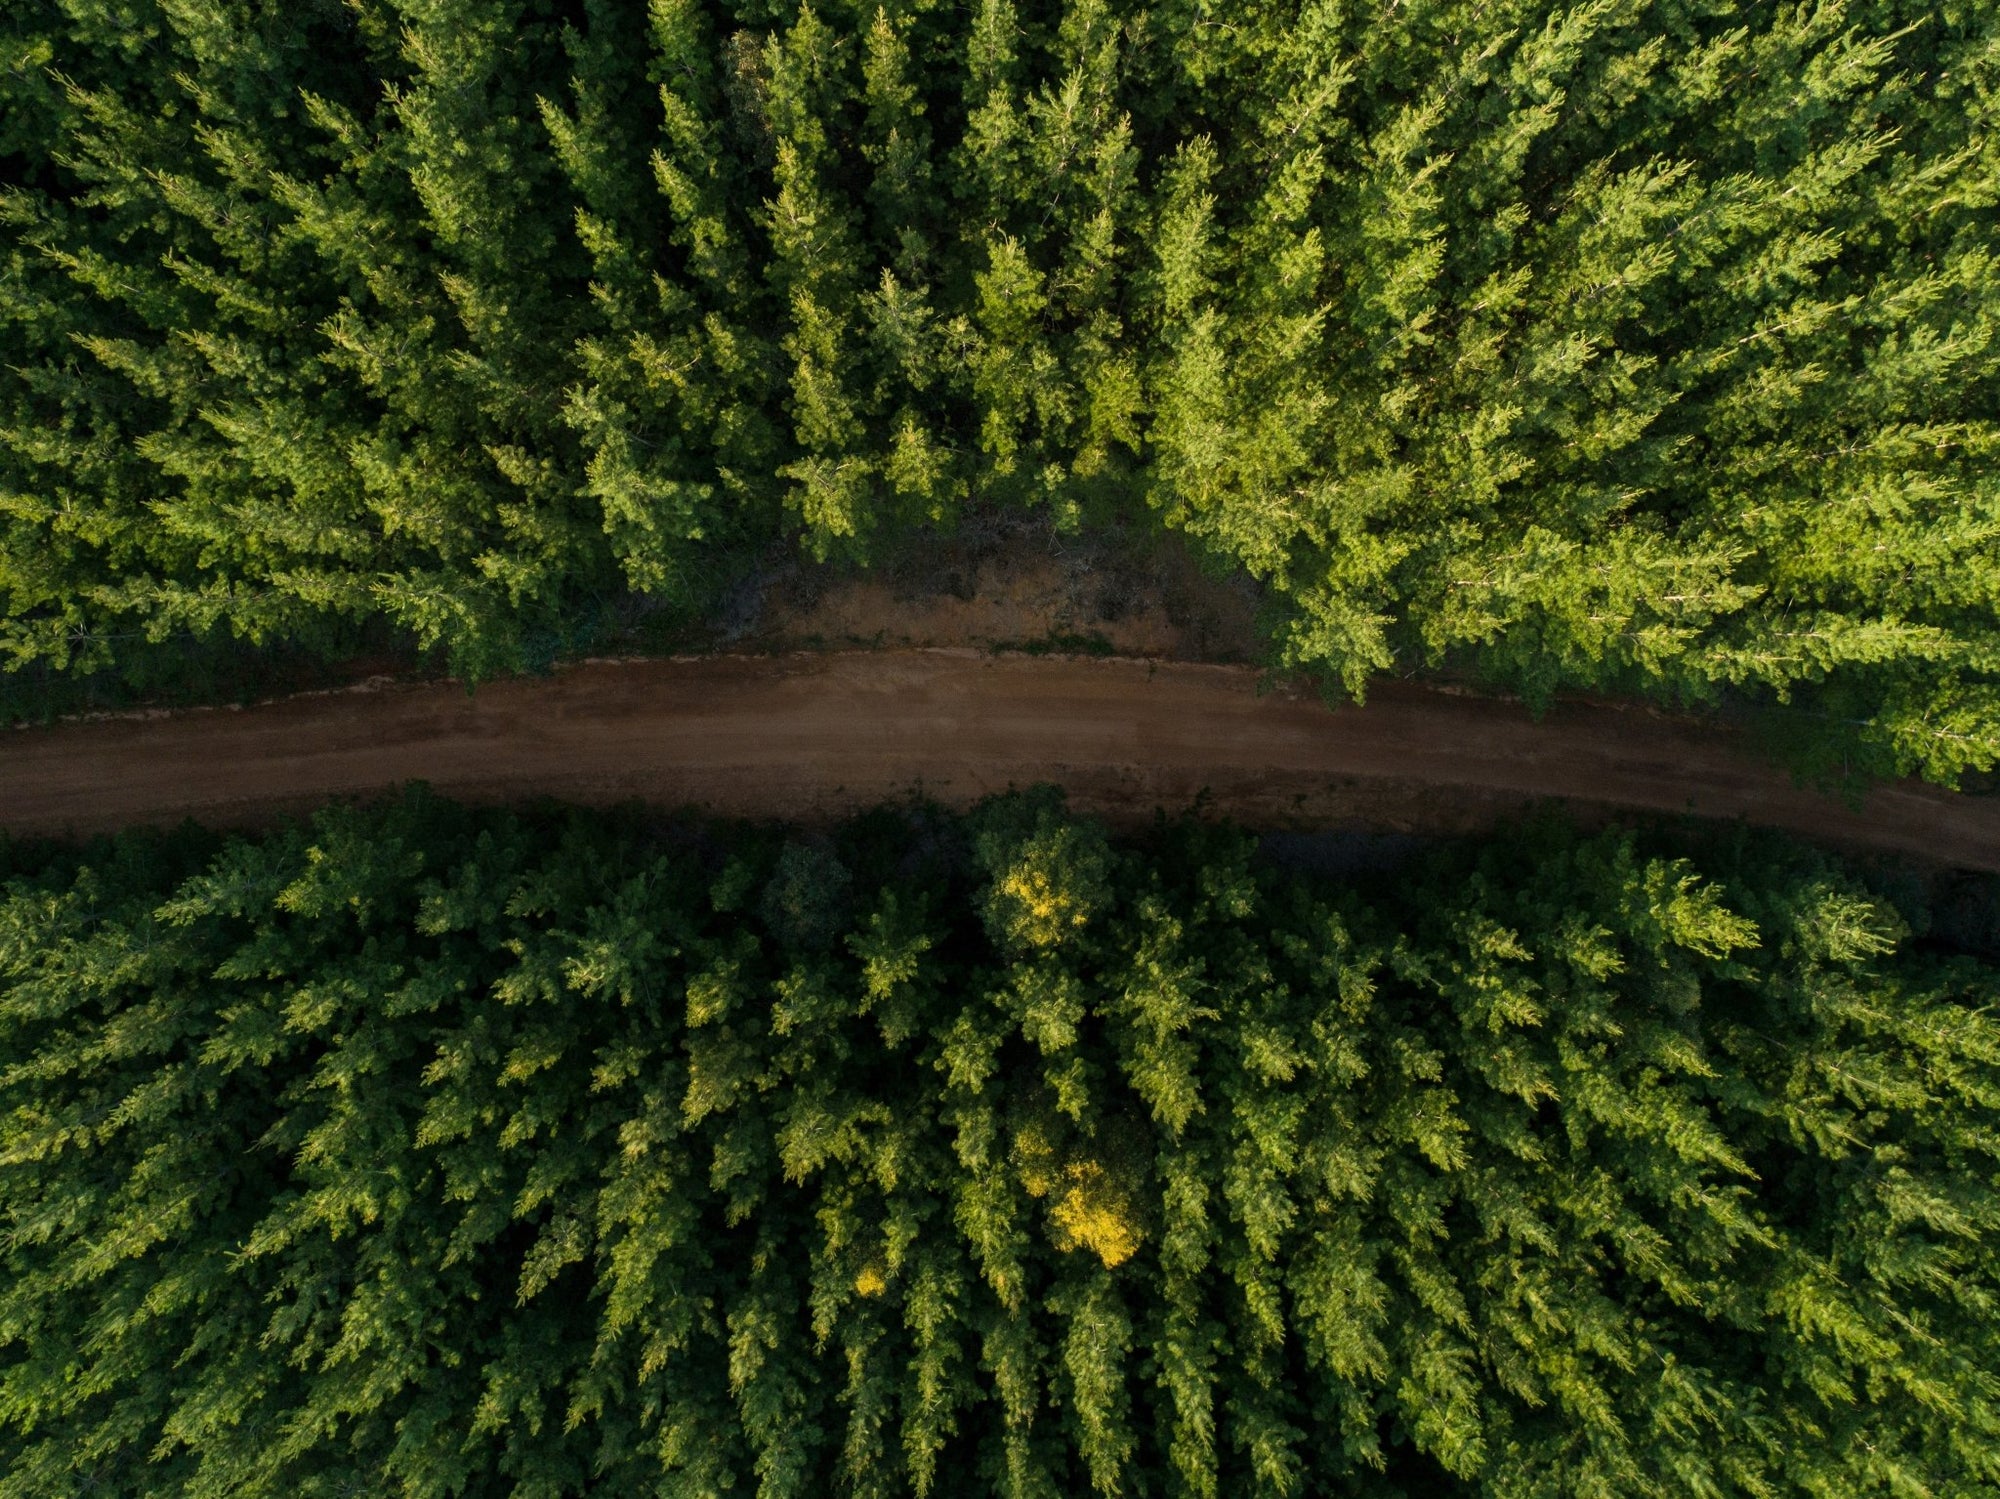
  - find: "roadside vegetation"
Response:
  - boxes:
[3,1,1996,779]
[1,790,1995,1496]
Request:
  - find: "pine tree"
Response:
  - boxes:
[2,1,1997,773]
[2,789,1996,1494]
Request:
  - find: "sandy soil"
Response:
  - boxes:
[6,649,1994,871]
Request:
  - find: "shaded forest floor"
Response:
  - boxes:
[706,515,1268,662]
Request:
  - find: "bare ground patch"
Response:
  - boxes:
[6,650,1994,872]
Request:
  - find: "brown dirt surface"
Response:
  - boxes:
[710,516,1267,660]
[6,649,1995,871]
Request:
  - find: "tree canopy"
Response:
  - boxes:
[2,790,1995,1496]
[2,0,1997,777]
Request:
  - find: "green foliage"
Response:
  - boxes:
[2,1,1997,777]
[1,789,1995,1496]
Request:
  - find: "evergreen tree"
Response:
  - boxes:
[2,1,1996,779]
[1,790,1994,1495]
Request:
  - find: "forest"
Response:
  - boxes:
[0,790,1995,1496]
[3,0,1997,780]
[5,7,1998,1491]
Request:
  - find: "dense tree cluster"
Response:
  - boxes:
[1,790,1994,1496]
[2,0,1996,775]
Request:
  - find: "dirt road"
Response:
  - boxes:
[5,649,1994,870]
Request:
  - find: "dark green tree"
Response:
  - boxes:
[1,789,1994,1495]
[2,2,1996,779]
